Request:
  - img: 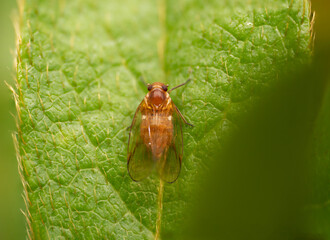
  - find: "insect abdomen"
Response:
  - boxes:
[140,114,173,159]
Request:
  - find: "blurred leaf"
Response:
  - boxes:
[309,84,330,239]
[304,1,330,238]
[15,0,311,238]
[177,64,327,240]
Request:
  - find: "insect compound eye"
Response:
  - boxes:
[162,85,168,91]
[147,85,152,91]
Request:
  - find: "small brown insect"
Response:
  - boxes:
[127,80,193,183]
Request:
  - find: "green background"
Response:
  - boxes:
[0,0,25,239]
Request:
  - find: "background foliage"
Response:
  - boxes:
[0,0,25,239]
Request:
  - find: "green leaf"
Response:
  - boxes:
[14,0,311,239]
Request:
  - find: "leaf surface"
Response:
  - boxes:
[15,0,311,238]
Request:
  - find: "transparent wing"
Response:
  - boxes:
[127,102,154,181]
[157,104,183,183]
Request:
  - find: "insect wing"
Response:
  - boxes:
[127,103,153,181]
[157,104,183,183]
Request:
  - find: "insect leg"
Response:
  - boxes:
[174,105,194,127]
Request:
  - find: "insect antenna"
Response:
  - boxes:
[168,78,191,93]
[139,76,149,88]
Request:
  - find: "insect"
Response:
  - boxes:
[127,80,193,183]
